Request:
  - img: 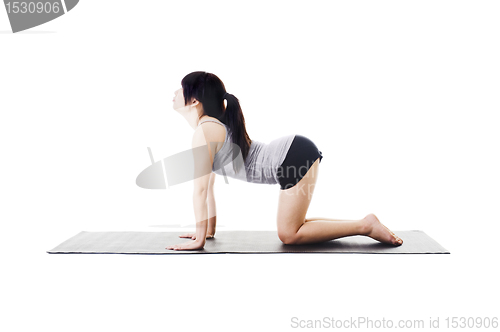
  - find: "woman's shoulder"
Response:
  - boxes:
[197,117,226,132]
[196,118,227,152]
[197,116,225,126]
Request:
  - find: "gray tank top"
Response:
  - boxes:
[197,119,295,185]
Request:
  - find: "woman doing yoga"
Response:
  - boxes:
[166,71,403,251]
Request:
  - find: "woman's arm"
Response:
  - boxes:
[166,127,213,251]
[207,172,217,237]
[178,172,216,240]
[166,188,209,251]
[192,191,208,246]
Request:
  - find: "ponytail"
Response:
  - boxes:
[222,93,252,165]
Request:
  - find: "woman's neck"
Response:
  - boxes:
[178,108,208,130]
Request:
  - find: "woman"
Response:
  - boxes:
[166,71,403,251]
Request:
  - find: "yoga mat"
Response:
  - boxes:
[47,230,449,254]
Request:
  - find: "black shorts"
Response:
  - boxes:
[277,135,323,190]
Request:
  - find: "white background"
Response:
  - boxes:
[1,0,499,331]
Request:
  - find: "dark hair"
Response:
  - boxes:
[181,71,252,164]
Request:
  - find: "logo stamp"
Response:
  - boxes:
[3,0,79,33]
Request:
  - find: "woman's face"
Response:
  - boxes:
[172,87,185,110]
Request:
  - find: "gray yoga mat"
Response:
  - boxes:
[47,230,449,254]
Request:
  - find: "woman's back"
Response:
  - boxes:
[197,119,295,185]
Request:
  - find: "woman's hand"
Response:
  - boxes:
[166,239,205,251]
[179,232,214,240]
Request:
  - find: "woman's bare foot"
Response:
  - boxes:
[361,213,403,246]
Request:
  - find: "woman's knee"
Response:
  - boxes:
[277,228,301,245]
